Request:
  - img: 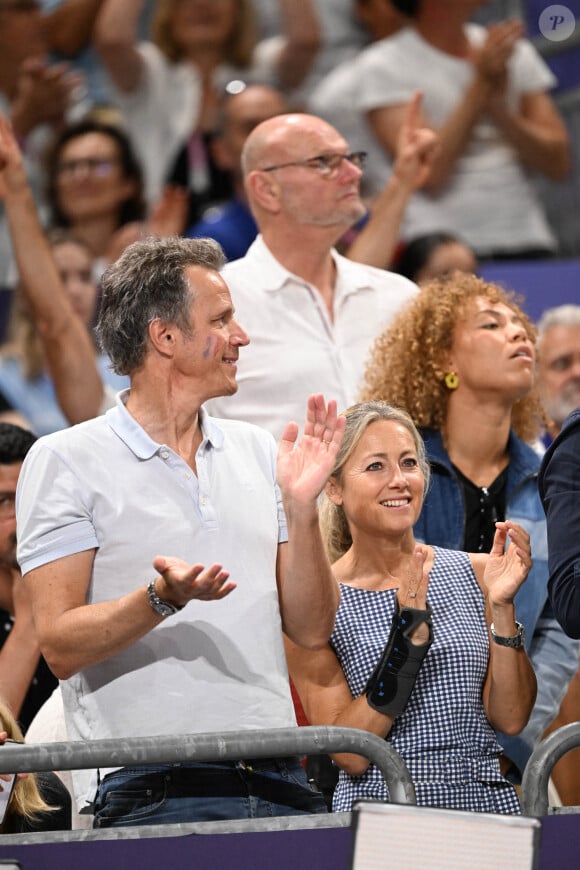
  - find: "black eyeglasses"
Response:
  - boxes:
[260,151,367,179]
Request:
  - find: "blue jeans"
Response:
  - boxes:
[93,757,328,828]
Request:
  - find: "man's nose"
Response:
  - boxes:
[230,320,250,346]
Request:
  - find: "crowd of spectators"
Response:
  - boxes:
[0,0,577,836]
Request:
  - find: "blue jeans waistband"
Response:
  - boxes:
[99,758,319,811]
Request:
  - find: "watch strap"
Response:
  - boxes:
[490,620,525,649]
[147,579,185,617]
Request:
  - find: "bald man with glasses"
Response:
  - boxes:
[207,113,418,440]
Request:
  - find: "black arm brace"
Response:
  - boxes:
[365,600,434,717]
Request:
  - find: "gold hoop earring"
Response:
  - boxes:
[444,371,459,390]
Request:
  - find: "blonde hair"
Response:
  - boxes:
[1,291,45,380]
[2,233,95,380]
[0,700,55,830]
[361,272,543,443]
[320,402,430,564]
[152,0,257,67]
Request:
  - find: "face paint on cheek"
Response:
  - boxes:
[202,337,213,359]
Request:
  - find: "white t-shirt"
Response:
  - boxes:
[352,25,558,256]
[111,42,278,204]
[251,0,367,105]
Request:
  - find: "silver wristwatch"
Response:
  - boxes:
[147,580,184,617]
[490,620,526,649]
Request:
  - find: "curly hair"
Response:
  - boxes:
[360,272,543,443]
[320,402,430,564]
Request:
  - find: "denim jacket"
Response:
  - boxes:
[414,428,580,777]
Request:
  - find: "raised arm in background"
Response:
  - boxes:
[95,0,322,95]
[369,20,570,193]
[0,114,104,422]
[44,0,106,58]
[273,0,321,92]
[93,0,146,92]
[346,92,438,269]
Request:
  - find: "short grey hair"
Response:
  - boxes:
[537,304,580,340]
[97,236,225,375]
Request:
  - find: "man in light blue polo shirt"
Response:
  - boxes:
[16,236,344,827]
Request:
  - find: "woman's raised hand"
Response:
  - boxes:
[277,394,346,505]
[483,521,532,605]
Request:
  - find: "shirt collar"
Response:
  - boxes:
[105,390,224,459]
[245,236,300,293]
[333,250,382,299]
[246,235,377,300]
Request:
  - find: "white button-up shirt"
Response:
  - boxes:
[209,236,417,440]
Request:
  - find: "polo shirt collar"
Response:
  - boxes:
[105,390,224,459]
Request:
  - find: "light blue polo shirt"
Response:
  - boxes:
[16,391,294,810]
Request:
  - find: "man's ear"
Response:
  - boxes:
[246,170,281,215]
[148,318,175,357]
[325,477,343,506]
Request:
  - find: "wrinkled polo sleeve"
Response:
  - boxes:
[498,612,580,778]
[16,441,98,576]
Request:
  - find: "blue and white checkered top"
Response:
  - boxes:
[330,547,521,814]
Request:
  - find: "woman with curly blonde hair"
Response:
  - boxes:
[362,271,542,441]
[361,271,580,785]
